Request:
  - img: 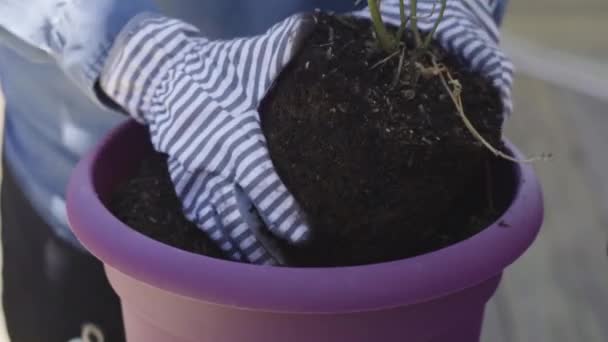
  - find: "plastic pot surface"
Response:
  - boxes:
[67,121,544,342]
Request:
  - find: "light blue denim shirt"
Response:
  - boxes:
[0,0,363,249]
[0,0,508,249]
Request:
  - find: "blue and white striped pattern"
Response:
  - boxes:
[355,0,514,115]
[98,1,513,265]
[101,13,314,265]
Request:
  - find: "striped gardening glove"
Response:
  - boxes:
[356,0,514,115]
[100,14,315,265]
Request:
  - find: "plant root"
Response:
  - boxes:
[426,54,550,164]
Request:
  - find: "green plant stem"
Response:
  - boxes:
[422,0,447,49]
[396,0,409,41]
[368,0,398,52]
[410,0,422,47]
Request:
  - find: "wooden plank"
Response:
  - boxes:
[504,13,608,62]
[482,75,608,341]
[509,0,608,13]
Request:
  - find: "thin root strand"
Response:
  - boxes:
[371,49,401,69]
[428,55,548,164]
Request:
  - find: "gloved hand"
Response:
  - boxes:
[100,14,314,265]
[355,0,514,114]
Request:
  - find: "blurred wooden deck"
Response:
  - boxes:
[481,74,608,342]
[506,0,608,62]
[481,2,608,340]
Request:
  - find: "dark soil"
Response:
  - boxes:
[110,153,224,259]
[110,14,511,267]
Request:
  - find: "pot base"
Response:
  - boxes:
[108,266,500,342]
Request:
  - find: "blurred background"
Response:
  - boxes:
[0,1,606,342]
[481,0,608,341]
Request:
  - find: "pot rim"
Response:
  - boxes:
[67,120,543,314]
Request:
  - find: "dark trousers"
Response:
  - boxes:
[1,163,125,342]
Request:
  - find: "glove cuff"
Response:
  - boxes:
[99,13,201,123]
[49,2,157,110]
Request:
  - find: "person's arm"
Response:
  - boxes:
[0,0,157,103]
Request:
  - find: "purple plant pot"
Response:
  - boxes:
[67,121,543,342]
